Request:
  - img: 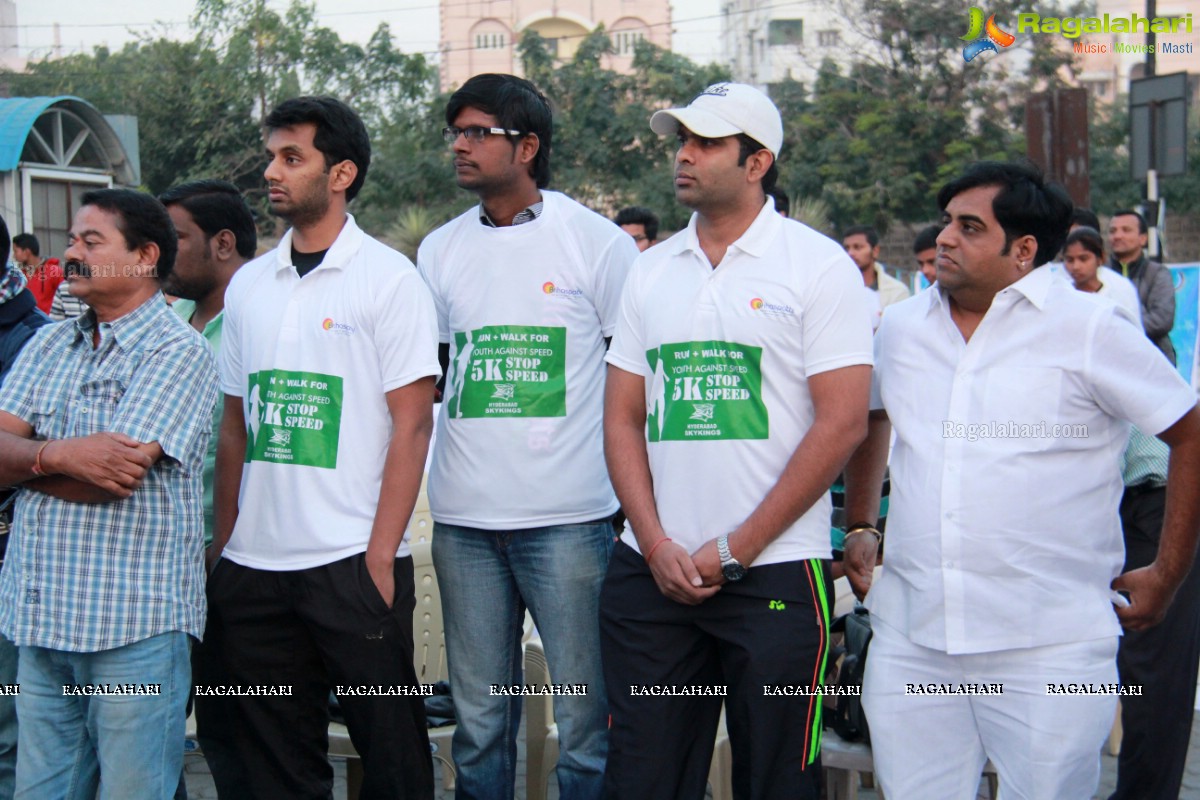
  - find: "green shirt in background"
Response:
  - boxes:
[1121,425,1169,489]
[171,298,223,545]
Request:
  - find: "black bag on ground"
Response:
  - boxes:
[828,605,872,744]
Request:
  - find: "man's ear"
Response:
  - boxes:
[1013,234,1038,267]
[745,150,773,184]
[136,241,162,279]
[329,160,358,195]
[212,229,238,262]
[517,133,540,168]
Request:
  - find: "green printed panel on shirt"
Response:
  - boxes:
[448,325,567,418]
[646,340,767,441]
[246,369,343,468]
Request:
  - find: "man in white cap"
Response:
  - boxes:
[600,83,874,799]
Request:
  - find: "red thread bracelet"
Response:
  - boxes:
[31,440,53,477]
[645,537,673,563]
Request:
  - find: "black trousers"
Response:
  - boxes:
[192,601,251,800]
[600,542,830,800]
[205,553,433,800]
[1110,485,1200,800]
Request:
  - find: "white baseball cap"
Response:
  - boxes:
[650,83,784,157]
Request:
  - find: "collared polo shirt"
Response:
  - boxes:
[867,267,1197,654]
[172,300,223,544]
[606,200,874,565]
[219,215,441,570]
[0,294,217,652]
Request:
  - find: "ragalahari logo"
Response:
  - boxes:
[961,7,1016,62]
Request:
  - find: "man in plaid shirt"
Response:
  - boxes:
[0,189,217,798]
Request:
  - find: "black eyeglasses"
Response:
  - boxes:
[442,125,522,144]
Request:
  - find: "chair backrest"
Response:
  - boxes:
[411,537,449,684]
[524,639,555,731]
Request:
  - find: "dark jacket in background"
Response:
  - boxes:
[1112,253,1176,366]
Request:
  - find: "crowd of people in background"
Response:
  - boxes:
[0,75,1197,800]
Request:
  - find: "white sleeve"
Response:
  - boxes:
[869,315,889,411]
[1086,304,1197,435]
[416,236,451,344]
[604,261,650,377]
[218,278,244,397]
[376,267,443,392]
[591,232,638,337]
[803,254,876,377]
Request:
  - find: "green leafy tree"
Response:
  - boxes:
[781,0,1088,232]
[516,30,729,231]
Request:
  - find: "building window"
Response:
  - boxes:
[475,32,506,50]
[818,30,841,47]
[768,19,803,46]
[612,30,645,56]
[1082,80,1111,98]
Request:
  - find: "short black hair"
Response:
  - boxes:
[447,74,553,189]
[936,161,1072,268]
[80,188,178,280]
[913,224,941,253]
[1071,208,1100,231]
[843,225,879,247]
[0,214,9,267]
[768,188,790,216]
[159,180,257,259]
[615,206,659,241]
[265,96,371,202]
[11,233,38,257]
[1064,226,1105,261]
[1111,209,1148,235]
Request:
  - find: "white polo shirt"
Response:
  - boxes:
[219,215,441,570]
[606,200,874,565]
[867,266,1197,654]
[418,191,636,529]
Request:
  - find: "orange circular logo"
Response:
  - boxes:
[543,282,556,294]
[750,298,764,310]
[322,318,334,330]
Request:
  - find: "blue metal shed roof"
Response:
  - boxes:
[0,96,134,183]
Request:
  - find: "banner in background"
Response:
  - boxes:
[1169,263,1199,390]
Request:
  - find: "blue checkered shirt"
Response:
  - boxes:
[0,295,217,652]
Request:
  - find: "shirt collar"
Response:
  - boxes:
[924,265,1055,316]
[274,214,364,275]
[72,292,170,350]
[1003,265,1055,310]
[478,200,544,228]
[672,198,782,262]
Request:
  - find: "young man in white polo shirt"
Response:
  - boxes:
[843,161,1200,799]
[210,96,440,799]
[601,83,874,799]
[417,74,636,799]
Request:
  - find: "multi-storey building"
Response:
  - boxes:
[439,0,672,91]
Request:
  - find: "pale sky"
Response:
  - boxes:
[10,0,723,67]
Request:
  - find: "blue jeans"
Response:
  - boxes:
[0,633,17,800]
[15,631,190,800]
[433,520,613,800]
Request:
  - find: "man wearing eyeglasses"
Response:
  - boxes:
[417,73,637,800]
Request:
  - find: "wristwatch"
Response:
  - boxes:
[717,535,747,582]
